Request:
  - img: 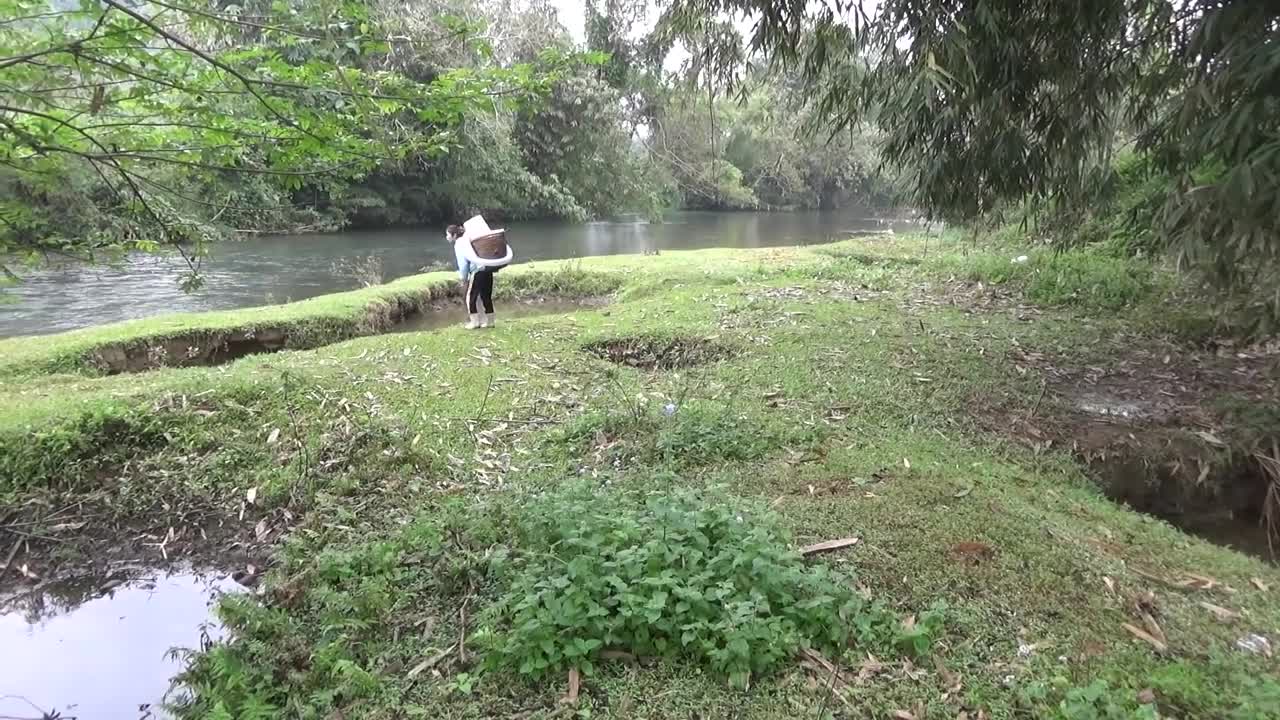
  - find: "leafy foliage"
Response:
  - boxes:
[664,0,1280,326]
[514,70,668,218]
[480,484,934,688]
[0,0,565,281]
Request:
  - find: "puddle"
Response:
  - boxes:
[1074,396,1151,420]
[0,569,242,719]
[394,297,609,333]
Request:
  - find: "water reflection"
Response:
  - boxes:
[0,570,240,720]
[393,296,610,333]
[0,209,920,337]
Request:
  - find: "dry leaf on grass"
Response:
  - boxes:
[1139,612,1167,645]
[856,654,884,683]
[800,537,860,555]
[561,667,580,706]
[1195,430,1226,446]
[933,655,962,693]
[406,645,454,679]
[1200,601,1242,622]
[1252,578,1270,592]
[267,428,280,445]
[1122,623,1168,653]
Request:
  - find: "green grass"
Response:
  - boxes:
[2,232,1277,720]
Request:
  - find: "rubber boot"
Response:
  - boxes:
[481,312,496,328]
[464,313,482,329]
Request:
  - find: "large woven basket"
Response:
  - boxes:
[471,230,508,260]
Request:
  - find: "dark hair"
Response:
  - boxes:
[446,224,464,239]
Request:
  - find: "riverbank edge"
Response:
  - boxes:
[0,251,692,377]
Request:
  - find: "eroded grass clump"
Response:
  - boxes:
[584,335,733,370]
[554,401,822,472]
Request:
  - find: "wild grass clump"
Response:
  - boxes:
[554,400,819,471]
[480,484,938,688]
[500,262,622,299]
[955,248,1157,312]
[174,516,456,719]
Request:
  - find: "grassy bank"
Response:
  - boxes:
[2,233,1278,719]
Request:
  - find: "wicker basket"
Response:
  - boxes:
[471,230,508,260]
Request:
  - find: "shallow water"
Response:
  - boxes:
[393,297,609,333]
[0,570,241,720]
[0,209,921,337]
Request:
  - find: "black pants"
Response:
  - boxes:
[467,268,495,313]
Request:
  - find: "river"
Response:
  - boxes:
[0,210,921,337]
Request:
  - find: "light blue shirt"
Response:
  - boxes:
[453,237,475,282]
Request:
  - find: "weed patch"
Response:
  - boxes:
[952,248,1157,312]
[480,484,938,688]
[555,403,815,472]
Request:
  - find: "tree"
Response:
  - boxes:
[0,0,562,286]
[663,0,1280,319]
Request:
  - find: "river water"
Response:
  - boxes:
[0,210,919,337]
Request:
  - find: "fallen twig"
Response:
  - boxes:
[406,644,456,678]
[1,537,22,572]
[441,415,558,426]
[1122,623,1169,653]
[1026,379,1047,421]
[801,537,860,556]
[0,527,62,543]
[457,597,470,666]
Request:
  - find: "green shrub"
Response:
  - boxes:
[479,484,934,688]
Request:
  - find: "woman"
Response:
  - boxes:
[448,220,506,329]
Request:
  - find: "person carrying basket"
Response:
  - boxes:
[447,215,514,329]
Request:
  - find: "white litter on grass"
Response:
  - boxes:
[1236,633,1273,656]
[1011,255,1030,264]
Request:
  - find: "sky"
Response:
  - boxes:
[542,0,753,72]
[548,0,588,42]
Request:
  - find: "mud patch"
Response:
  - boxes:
[977,336,1279,559]
[0,567,242,720]
[584,335,733,370]
[1079,425,1277,558]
